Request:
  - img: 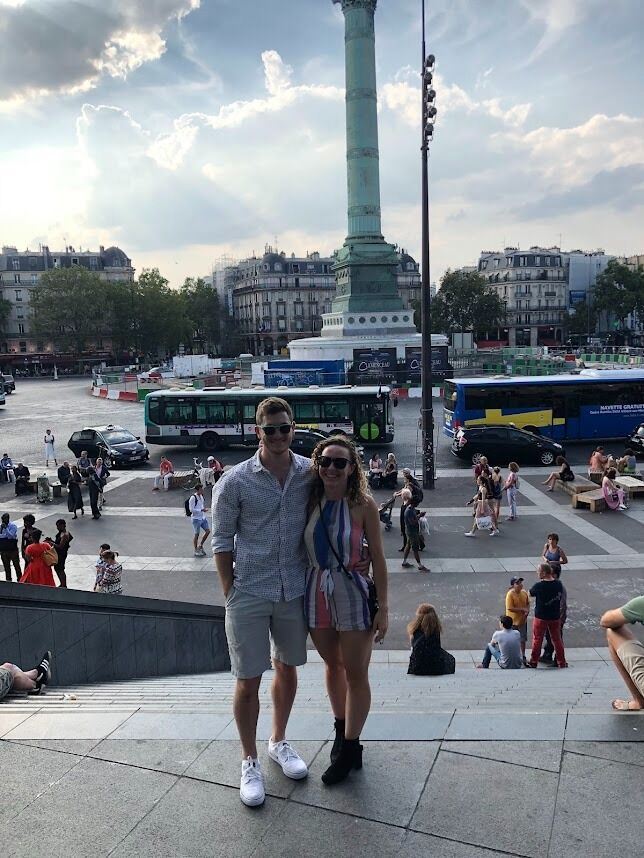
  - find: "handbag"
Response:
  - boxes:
[317,501,379,624]
[475,500,492,530]
[42,546,58,566]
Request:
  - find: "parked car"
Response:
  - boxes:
[3,374,15,394]
[451,425,564,467]
[67,424,149,468]
[625,423,644,456]
[290,428,365,461]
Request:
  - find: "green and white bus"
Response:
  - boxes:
[144,386,394,451]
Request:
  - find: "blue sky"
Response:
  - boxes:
[0,0,642,285]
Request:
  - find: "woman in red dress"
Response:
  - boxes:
[20,529,56,587]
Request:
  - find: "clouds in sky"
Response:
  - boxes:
[0,0,642,283]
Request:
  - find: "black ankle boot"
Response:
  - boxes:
[321,737,362,786]
[330,718,345,764]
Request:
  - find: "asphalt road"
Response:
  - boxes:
[0,379,611,473]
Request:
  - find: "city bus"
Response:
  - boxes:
[144,385,394,451]
[443,369,644,442]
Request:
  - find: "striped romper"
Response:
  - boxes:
[304,497,372,632]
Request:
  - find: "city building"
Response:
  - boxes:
[230,245,420,356]
[477,246,614,347]
[0,244,134,364]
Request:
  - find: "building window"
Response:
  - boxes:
[12,259,19,270]
[294,302,304,317]
[294,277,300,288]
[16,308,24,319]
[278,319,286,331]
[18,323,25,334]
[72,257,79,265]
[323,264,329,274]
[274,263,282,272]
[15,290,22,301]
[19,340,27,353]
[535,256,540,265]
[292,264,300,274]
[89,257,98,270]
[31,274,37,285]
[14,274,21,284]
[53,258,60,268]
[519,256,526,266]
[545,257,550,265]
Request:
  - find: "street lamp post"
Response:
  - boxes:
[420,0,436,490]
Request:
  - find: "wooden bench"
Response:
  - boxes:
[572,489,606,513]
[168,471,196,490]
[588,471,603,485]
[615,475,644,498]
[555,476,596,496]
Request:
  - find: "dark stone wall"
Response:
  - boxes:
[0,582,230,685]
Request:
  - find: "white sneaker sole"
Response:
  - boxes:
[267,747,308,780]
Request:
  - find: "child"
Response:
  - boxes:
[407,604,455,675]
[503,462,520,521]
[94,550,122,595]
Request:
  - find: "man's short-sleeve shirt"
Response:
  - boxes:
[621,596,644,625]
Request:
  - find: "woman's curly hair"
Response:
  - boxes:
[308,435,370,511]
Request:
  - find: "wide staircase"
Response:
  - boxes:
[1,650,642,858]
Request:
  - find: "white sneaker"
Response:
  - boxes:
[267,739,308,780]
[489,529,499,536]
[464,532,475,537]
[240,757,265,806]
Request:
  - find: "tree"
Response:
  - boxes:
[0,297,12,334]
[593,260,644,330]
[30,267,109,353]
[566,300,598,337]
[181,277,224,354]
[431,269,504,336]
[134,269,190,358]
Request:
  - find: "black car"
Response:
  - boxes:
[451,425,564,467]
[290,429,365,461]
[3,374,15,394]
[67,425,150,468]
[625,423,644,456]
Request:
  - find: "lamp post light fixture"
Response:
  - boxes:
[420,0,437,490]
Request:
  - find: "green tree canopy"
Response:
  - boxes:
[431,269,504,335]
[30,267,110,353]
[593,260,644,328]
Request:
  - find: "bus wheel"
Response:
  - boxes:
[539,450,555,466]
[524,426,540,436]
[200,432,222,452]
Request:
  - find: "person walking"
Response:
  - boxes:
[153,456,174,491]
[43,429,58,467]
[304,434,388,785]
[505,577,530,665]
[541,532,568,574]
[86,466,104,519]
[19,529,56,587]
[189,484,210,556]
[526,563,567,669]
[400,488,430,571]
[0,513,21,582]
[53,519,73,588]
[67,465,84,519]
[465,475,499,537]
[503,462,520,521]
[407,604,455,676]
[395,469,423,550]
[212,396,313,807]
[94,458,110,509]
[490,466,503,523]
[57,461,71,488]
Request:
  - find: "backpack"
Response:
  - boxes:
[184,495,197,516]
[43,546,58,567]
[410,482,424,505]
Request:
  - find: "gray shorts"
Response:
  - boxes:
[225,587,308,679]
[617,638,644,697]
[0,666,14,700]
[513,624,528,643]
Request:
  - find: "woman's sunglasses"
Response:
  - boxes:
[318,455,350,470]
[259,423,293,436]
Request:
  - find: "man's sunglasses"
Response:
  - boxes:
[259,423,293,436]
[318,455,350,470]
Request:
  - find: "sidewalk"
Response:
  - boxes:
[1,651,642,858]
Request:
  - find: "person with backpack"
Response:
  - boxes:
[186,483,210,556]
[19,529,57,587]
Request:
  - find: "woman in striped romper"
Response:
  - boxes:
[304,436,389,786]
